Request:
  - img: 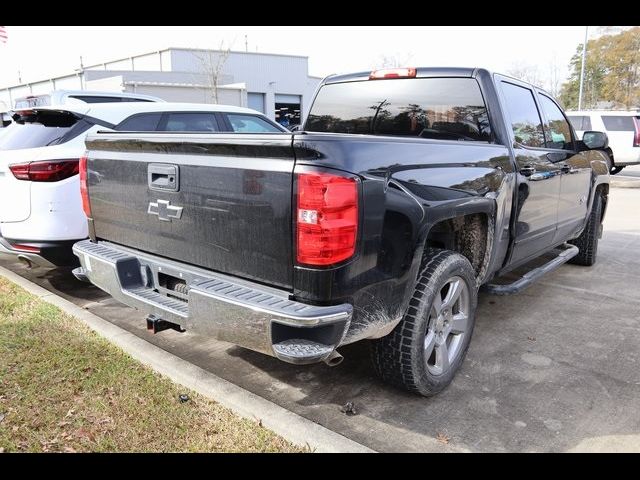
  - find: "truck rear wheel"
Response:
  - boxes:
[569,193,602,266]
[371,249,477,396]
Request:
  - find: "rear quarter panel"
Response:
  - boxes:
[293,133,514,343]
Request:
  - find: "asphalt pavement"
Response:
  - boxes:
[617,164,640,179]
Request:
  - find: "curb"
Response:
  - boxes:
[0,265,375,453]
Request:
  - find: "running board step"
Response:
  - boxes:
[483,244,579,295]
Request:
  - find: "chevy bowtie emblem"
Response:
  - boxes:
[148,200,183,222]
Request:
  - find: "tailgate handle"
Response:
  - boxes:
[148,164,179,192]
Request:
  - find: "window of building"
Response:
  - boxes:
[275,94,301,129]
[248,93,266,113]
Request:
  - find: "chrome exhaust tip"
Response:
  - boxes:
[17,255,34,269]
[323,350,344,367]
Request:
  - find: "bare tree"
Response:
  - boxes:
[194,41,231,104]
[507,62,542,87]
[374,52,415,69]
[547,55,562,97]
[597,26,629,36]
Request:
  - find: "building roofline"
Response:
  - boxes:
[164,46,309,60]
[123,80,244,90]
[0,72,84,91]
[85,47,310,69]
[0,46,310,91]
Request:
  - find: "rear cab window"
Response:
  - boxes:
[305,77,492,141]
[0,110,90,151]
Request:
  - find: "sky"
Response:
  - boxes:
[0,26,594,90]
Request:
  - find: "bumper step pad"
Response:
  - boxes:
[272,339,333,363]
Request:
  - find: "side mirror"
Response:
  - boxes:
[582,131,608,150]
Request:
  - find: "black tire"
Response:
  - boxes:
[371,249,477,396]
[569,193,602,266]
[604,149,623,175]
[603,153,613,173]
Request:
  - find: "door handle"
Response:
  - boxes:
[546,152,568,163]
[520,165,536,177]
[560,164,571,173]
[148,164,179,192]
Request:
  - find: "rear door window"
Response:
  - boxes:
[500,82,545,148]
[225,114,283,133]
[0,111,88,150]
[306,77,492,141]
[601,116,635,131]
[567,115,592,131]
[115,113,163,131]
[161,113,220,132]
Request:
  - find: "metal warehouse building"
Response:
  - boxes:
[0,48,322,126]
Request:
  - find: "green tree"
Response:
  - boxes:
[560,27,640,109]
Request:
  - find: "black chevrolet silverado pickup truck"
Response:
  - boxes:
[73,67,610,396]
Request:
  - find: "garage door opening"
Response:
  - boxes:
[275,94,301,129]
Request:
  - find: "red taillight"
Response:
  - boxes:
[296,171,358,266]
[9,159,79,182]
[79,155,91,217]
[633,117,640,147]
[369,67,417,80]
[8,163,30,180]
[10,243,40,253]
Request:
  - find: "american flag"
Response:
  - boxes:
[0,26,7,44]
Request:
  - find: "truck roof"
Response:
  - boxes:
[321,67,560,102]
[324,67,478,84]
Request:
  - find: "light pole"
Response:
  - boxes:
[578,26,589,110]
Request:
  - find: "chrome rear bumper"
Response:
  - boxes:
[72,240,352,364]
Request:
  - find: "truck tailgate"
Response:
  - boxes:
[85,133,295,289]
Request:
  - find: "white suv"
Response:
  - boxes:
[0,102,286,268]
[2,90,164,130]
[566,110,640,174]
[13,90,164,109]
